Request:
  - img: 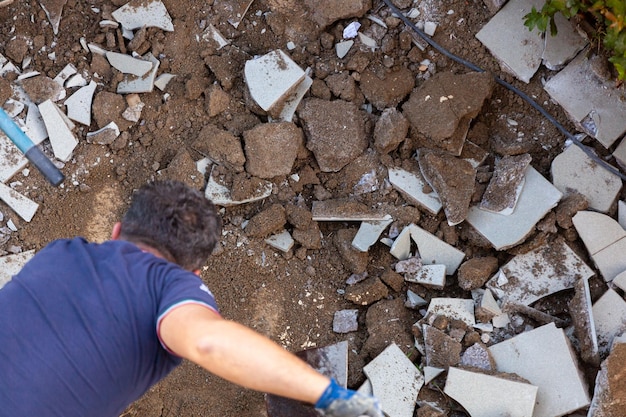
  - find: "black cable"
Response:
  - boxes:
[380,0,626,181]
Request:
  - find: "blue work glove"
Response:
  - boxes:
[315,379,383,417]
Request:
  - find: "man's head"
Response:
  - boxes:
[118,180,222,271]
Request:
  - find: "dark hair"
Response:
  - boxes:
[120,180,222,270]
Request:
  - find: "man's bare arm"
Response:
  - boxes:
[159,303,330,404]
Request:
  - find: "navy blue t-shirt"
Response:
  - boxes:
[0,238,219,417]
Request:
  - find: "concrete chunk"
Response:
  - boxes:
[0,249,35,289]
[486,239,593,306]
[111,0,174,32]
[38,99,78,162]
[552,145,621,213]
[64,80,97,126]
[388,167,442,215]
[587,340,626,417]
[488,323,590,417]
[480,154,531,214]
[0,182,39,222]
[592,289,626,356]
[363,343,424,417]
[466,167,562,250]
[444,367,538,417]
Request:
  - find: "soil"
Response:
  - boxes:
[0,0,621,416]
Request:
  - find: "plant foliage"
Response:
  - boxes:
[524,0,626,80]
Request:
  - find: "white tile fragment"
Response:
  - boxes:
[53,63,77,86]
[352,215,393,252]
[618,200,626,230]
[427,298,475,327]
[277,75,312,123]
[264,230,294,253]
[572,210,626,256]
[552,145,621,213]
[466,167,562,250]
[87,43,107,56]
[363,343,424,417]
[201,24,229,49]
[592,238,626,282]
[444,367,538,417]
[154,74,176,91]
[111,0,174,32]
[117,53,160,94]
[86,122,120,145]
[64,80,97,126]
[405,290,427,309]
[0,182,39,222]
[423,366,444,385]
[65,73,88,88]
[0,132,28,183]
[24,103,48,145]
[424,21,437,36]
[409,224,465,274]
[336,40,354,59]
[545,51,626,148]
[106,51,154,76]
[358,33,377,50]
[205,172,272,207]
[333,309,359,333]
[3,98,24,118]
[480,288,501,315]
[244,50,305,116]
[343,22,361,39]
[542,13,587,70]
[0,249,35,289]
[488,323,590,417]
[404,264,446,289]
[486,239,593,306]
[388,167,442,215]
[613,270,626,292]
[592,289,626,355]
[38,99,78,162]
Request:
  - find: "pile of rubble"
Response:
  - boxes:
[1,0,626,416]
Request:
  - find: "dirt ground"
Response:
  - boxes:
[0,0,620,416]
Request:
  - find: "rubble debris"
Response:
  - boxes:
[298,98,367,172]
[363,343,424,417]
[265,230,295,253]
[427,298,475,327]
[457,256,498,291]
[500,301,566,327]
[86,122,120,145]
[423,325,462,368]
[573,211,626,282]
[200,24,229,50]
[444,367,538,417]
[333,309,359,333]
[64,80,97,126]
[486,238,593,306]
[363,298,415,359]
[334,229,369,274]
[476,0,586,83]
[551,145,621,213]
[245,204,287,238]
[406,290,428,309]
[359,68,414,111]
[587,337,626,417]
[388,167,442,215]
[117,53,159,94]
[38,99,78,162]
[592,289,626,356]
[111,0,174,33]
[0,249,35,289]
[403,264,446,289]
[20,75,66,104]
[460,342,495,370]
[568,277,600,365]
[373,108,409,155]
[480,154,531,214]
[205,170,272,207]
[311,199,387,221]
[39,0,67,35]
[192,125,245,173]
[0,182,39,222]
[402,71,495,155]
[345,277,388,306]
[418,151,475,225]
[121,94,144,122]
[243,122,303,179]
[545,50,626,148]
[225,0,255,29]
[466,167,562,250]
[488,323,590,417]
[351,216,393,252]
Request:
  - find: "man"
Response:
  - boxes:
[0,180,382,417]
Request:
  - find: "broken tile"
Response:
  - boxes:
[204,172,272,207]
[542,13,588,70]
[488,323,590,417]
[311,199,387,221]
[38,99,78,162]
[351,215,393,252]
[277,75,312,122]
[613,270,626,292]
[39,0,67,35]
[618,200,626,230]
[0,132,28,183]
[106,51,154,76]
[0,182,39,222]
[225,0,254,29]
[336,40,354,58]
[24,103,48,145]
[408,224,465,274]
[460,140,489,168]
[404,264,446,289]
[65,73,87,88]
[333,309,358,333]
[363,343,424,417]
[86,122,120,145]
[265,230,294,253]
[389,225,412,260]
[53,63,77,86]
[244,50,306,116]
[444,367,538,417]
[466,167,562,250]
[64,80,97,126]
[20,75,66,103]
[154,74,176,91]
[405,290,428,309]
[117,53,160,94]
[480,154,531,214]
[111,0,174,32]
[591,238,626,282]
[544,50,626,148]
[201,23,230,49]
[572,210,626,256]
[592,289,626,356]
[427,298,475,327]
[552,145,621,213]
[480,288,501,316]
[388,167,442,215]
[486,239,593,306]
[568,277,599,365]
[0,249,35,289]
[423,366,444,385]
